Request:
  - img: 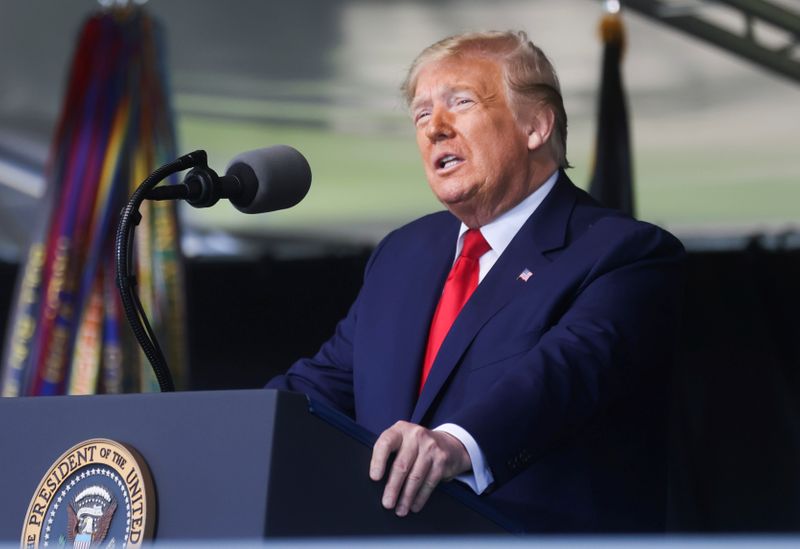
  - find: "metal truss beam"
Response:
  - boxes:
[623,0,800,84]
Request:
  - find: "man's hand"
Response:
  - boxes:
[369,420,472,517]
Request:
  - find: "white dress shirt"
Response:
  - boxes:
[434,169,559,494]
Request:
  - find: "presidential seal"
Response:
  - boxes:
[22,438,154,548]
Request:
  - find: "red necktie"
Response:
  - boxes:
[419,229,491,392]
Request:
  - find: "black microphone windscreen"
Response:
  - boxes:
[225,145,311,214]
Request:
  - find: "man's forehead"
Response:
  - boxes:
[411,56,503,104]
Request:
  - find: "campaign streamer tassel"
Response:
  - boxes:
[0,7,186,396]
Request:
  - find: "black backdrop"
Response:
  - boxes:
[1,243,799,532]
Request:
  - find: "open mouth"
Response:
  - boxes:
[435,154,464,171]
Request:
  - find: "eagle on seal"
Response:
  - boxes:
[67,485,117,546]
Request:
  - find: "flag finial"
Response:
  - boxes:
[603,0,621,14]
[599,3,626,51]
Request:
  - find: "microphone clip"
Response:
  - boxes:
[183,167,242,209]
[144,164,243,208]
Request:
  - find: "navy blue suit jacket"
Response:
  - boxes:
[269,172,686,532]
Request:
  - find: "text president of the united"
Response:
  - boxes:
[268,30,685,532]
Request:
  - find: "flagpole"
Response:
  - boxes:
[589,0,635,217]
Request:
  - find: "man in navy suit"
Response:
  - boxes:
[268,30,685,532]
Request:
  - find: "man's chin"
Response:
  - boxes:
[440,198,484,226]
[431,185,475,206]
[437,194,471,211]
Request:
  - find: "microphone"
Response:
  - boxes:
[146,145,311,213]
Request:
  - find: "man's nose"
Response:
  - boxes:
[425,107,455,142]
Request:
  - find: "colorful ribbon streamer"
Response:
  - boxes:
[1,7,186,395]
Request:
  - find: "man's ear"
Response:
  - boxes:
[526,107,555,152]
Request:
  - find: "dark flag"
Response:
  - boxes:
[589,10,635,217]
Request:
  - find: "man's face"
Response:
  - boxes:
[411,55,538,227]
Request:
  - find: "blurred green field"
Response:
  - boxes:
[178,114,799,242]
[635,146,800,227]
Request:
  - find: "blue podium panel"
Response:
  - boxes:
[0,390,509,541]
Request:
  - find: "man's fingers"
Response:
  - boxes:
[370,427,403,481]
[381,441,418,511]
[395,455,433,516]
[410,460,444,513]
[370,423,473,517]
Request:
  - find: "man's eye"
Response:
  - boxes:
[415,111,430,124]
[456,98,473,106]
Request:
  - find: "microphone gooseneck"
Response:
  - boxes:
[117,145,311,392]
[115,150,208,392]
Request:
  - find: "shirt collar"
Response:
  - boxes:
[456,169,559,256]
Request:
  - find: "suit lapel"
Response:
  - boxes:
[411,173,578,424]
[377,215,459,422]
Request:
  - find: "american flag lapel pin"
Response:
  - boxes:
[517,268,533,282]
